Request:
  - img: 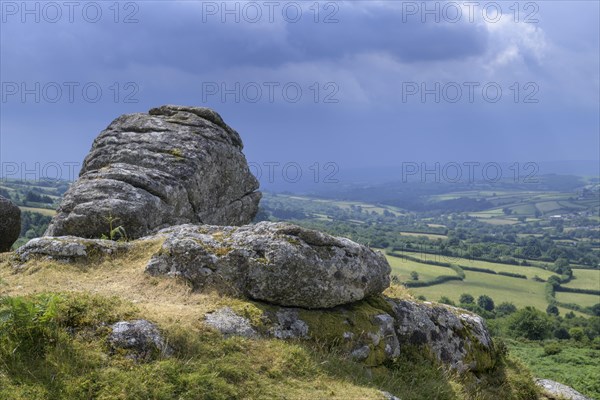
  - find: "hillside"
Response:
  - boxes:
[0,236,540,400]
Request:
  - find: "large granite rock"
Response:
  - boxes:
[145,222,391,309]
[0,196,21,252]
[45,105,260,239]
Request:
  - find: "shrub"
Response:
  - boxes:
[546,304,559,316]
[508,307,553,340]
[496,302,518,317]
[478,295,495,311]
[569,327,586,342]
[543,342,562,356]
[553,327,570,340]
[438,296,456,306]
[459,293,474,304]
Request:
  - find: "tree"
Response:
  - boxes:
[553,327,570,340]
[459,293,474,304]
[590,303,600,317]
[496,302,517,316]
[508,307,553,340]
[410,271,419,281]
[477,295,495,311]
[546,304,559,316]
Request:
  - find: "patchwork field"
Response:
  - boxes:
[563,269,600,291]
[410,270,549,310]
[555,291,600,308]
[384,253,595,316]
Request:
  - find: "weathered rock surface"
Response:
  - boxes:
[205,307,259,338]
[14,236,129,263]
[45,105,260,239]
[535,379,593,400]
[389,300,495,373]
[0,195,21,252]
[108,319,172,361]
[145,222,391,309]
[201,298,492,373]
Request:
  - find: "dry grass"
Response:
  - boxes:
[0,238,241,332]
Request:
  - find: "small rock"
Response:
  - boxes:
[13,236,128,264]
[351,345,371,361]
[268,308,309,339]
[0,196,21,252]
[108,319,172,361]
[204,307,258,338]
[380,391,401,400]
[535,379,593,400]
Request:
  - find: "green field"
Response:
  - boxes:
[555,291,600,308]
[453,258,556,280]
[385,254,450,282]
[385,253,597,315]
[410,270,550,310]
[398,231,448,240]
[563,269,600,291]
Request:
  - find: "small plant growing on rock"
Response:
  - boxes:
[101,213,128,242]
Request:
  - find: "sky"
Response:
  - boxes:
[0,0,599,184]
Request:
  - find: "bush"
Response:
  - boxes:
[496,302,518,317]
[459,293,474,304]
[569,327,586,342]
[478,295,495,311]
[543,342,562,356]
[508,307,553,340]
[438,296,456,306]
[546,304,559,316]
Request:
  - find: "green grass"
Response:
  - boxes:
[385,254,450,282]
[555,291,600,308]
[0,292,541,400]
[398,231,448,240]
[410,270,549,310]
[534,201,562,214]
[507,339,600,399]
[454,259,555,280]
[563,269,600,291]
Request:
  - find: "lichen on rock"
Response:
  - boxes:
[45,105,261,239]
[145,222,391,309]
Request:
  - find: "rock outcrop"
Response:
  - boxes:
[145,222,391,309]
[201,298,495,372]
[45,105,260,239]
[0,196,21,252]
[11,231,495,373]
